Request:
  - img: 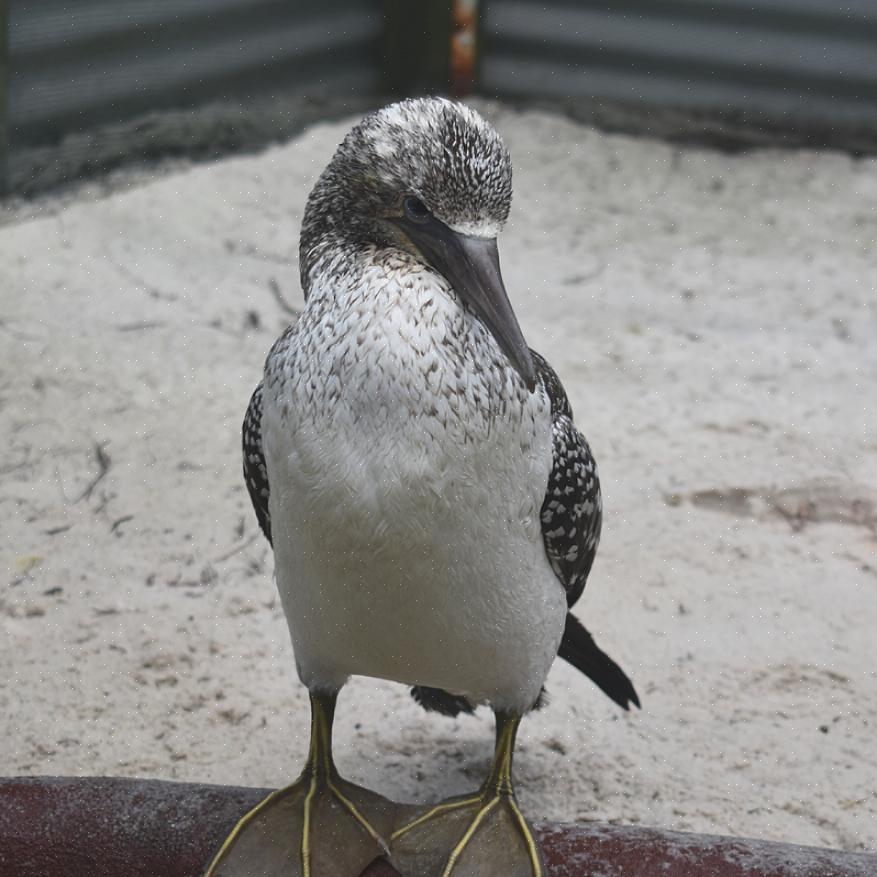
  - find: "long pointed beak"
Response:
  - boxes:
[397,220,536,391]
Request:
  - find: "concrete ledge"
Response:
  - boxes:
[1,777,874,876]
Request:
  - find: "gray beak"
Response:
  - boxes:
[397,218,536,391]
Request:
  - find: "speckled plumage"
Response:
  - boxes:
[242,98,638,716]
[244,350,601,607]
[532,350,602,608]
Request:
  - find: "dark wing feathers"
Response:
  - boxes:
[242,382,272,546]
[241,352,638,717]
[534,349,638,711]
[532,349,602,610]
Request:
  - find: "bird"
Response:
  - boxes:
[204,97,638,877]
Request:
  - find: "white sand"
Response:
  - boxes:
[2,103,876,853]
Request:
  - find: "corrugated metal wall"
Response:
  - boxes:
[3,2,877,193]
[2,0,384,192]
[481,1,877,127]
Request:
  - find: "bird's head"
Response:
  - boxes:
[301,97,536,391]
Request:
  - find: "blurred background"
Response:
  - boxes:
[2,0,877,195]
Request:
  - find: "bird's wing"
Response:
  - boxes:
[242,381,272,545]
[533,350,639,710]
[533,349,602,609]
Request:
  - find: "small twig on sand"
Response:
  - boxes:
[268,278,300,317]
[75,443,111,503]
[115,321,166,332]
[212,532,260,564]
[110,514,134,534]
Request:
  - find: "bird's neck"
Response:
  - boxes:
[298,165,379,295]
[305,241,455,323]
[300,236,373,302]
[297,243,524,414]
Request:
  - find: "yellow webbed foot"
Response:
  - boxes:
[205,772,400,877]
[390,789,545,877]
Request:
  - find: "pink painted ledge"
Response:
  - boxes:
[1,777,874,876]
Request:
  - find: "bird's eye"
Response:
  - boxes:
[403,196,431,223]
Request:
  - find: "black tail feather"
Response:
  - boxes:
[558,613,641,710]
[410,686,475,717]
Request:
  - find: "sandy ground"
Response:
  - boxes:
[2,102,876,854]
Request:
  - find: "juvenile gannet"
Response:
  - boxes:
[206,97,638,877]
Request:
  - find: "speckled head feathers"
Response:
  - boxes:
[300,98,513,288]
[354,98,513,235]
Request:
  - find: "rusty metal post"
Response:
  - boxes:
[450,0,478,97]
[382,1,480,98]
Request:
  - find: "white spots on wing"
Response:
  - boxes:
[539,405,602,598]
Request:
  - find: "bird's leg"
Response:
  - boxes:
[390,711,546,877]
[204,691,399,877]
